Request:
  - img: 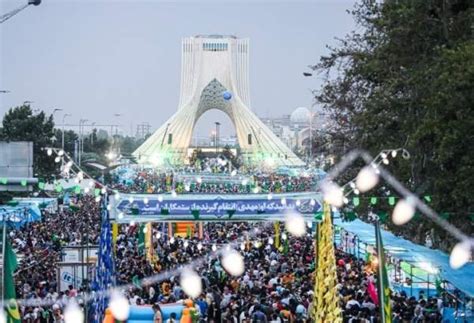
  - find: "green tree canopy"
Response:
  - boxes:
[1,105,57,179]
[312,0,474,249]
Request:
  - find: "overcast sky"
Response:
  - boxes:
[1,0,356,137]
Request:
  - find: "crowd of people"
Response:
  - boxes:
[110,167,317,195]
[9,195,101,322]
[5,193,458,322]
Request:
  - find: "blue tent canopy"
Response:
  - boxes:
[0,204,42,228]
[334,218,474,297]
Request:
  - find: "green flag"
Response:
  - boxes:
[138,224,145,255]
[132,275,142,289]
[435,277,444,295]
[283,237,289,255]
[3,233,21,322]
[375,222,392,323]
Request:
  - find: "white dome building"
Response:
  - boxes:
[290,107,311,124]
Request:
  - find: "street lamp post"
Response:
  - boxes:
[79,119,88,166]
[62,114,71,151]
[0,0,41,24]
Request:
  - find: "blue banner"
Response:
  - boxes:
[112,193,322,220]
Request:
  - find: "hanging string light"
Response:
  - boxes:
[64,299,84,323]
[109,290,130,321]
[221,249,245,276]
[392,198,416,225]
[180,269,202,298]
[285,212,306,237]
[355,165,379,193]
[449,241,472,269]
[321,182,343,207]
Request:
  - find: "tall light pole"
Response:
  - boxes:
[89,122,96,146]
[79,119,88,166]
[62,113,71,151]
[0,0,41,24]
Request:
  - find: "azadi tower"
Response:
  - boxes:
[133,35,304,167]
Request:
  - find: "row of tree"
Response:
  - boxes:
[0,104,144,179]
[312,0,473,249]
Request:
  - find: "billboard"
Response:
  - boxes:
[110,192,323,222]
[0,141,34,191]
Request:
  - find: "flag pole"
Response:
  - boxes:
[375,220,385,323]
[1,212,6,301]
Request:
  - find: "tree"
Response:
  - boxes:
[311,0,474,249]
[1,105,57,179]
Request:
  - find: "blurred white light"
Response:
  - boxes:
[381,152,387,159]
[84,187,90,194]
[240,243,245,251]
[128,197,134,203]
[64,300,83,323]
[183,240,189,248]
[295,200,301,206]
[54,156,61,163]
[356,166,379,193]
[101,187,107,194]
[349,182,356,189]
[392,198,416,225]
[77,171,84,180]
[171,190,177,198]
[241,179,248,186]
[310,199,316,206]
[130,221,136,226]
[285,213,306,237]
[281,197,287,205]
[169,237,175,244]
[267,193,273,200]
[253,187,260,194]
[0,310,5,323]
[95,196,101,203]
[222,250,245,276]
[354,189,360,195]
[268,237,274,245]
[88,181,94,188]
[343,197,349,204]
[184,183,191,191]
[212,244,217,252]
[66,161,74,168]
[418,262,438,274]
[106,204,112,211]
[197,242,203,251]
[307,221,313,228]
[143,226,148,234]
[118,212,124,220]
[196,176,202,184]
[180,269,202,298]
[58,149,65,156]
[391,150,398,158]
[155,232,161,239]
[281,232,287,241]
[114,192,120,199]
[109,291,130,321]
[383,158,389,165]
[143,197,149,205]
[450,241,472,269]
[231,170,237,176]
[46,148,53,156]
[322,182,344,207]
[158,195,163,202]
